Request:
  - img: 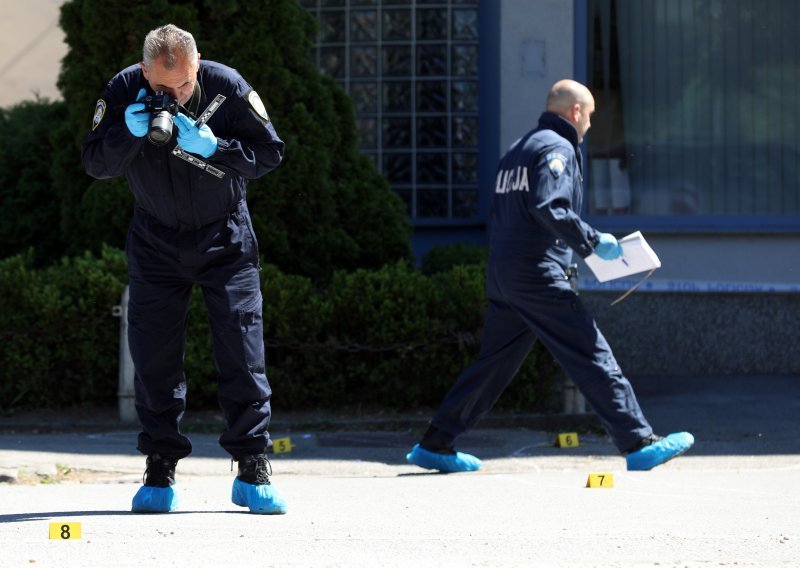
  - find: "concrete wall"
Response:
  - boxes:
[498,0,575,154]
[582,291,800,377]
[0,1,67,107]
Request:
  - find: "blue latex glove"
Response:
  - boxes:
[124,88,149,137]
[594,232,623,260]
[174,113,218,158]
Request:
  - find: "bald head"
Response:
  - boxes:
[546,79,595,142]
[546,79,593,113]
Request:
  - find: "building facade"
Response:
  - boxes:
[300,0,800,377]
[4,1,797,377]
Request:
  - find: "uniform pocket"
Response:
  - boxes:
[238,294,265,370]
[230,205,260,265]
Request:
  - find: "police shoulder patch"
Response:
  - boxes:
[92,99,107,131]
[546,152,567,178]
[247,90,270,123]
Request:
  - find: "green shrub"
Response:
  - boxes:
[0,252,560,414]
[421,243,489,275]
[0,247,127,409]
[0,100,68,265]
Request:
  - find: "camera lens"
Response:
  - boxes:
[147,111,174,146]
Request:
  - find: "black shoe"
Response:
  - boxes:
[236,453,273,485]
[142,454,178,487]
[419,425,457,455]
[624,434,664,455]
[232,453,286,514]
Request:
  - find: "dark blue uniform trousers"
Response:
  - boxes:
[126,202,271,461]
[429,251,653,454]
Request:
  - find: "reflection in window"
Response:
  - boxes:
[452,153,478,183]
[417,9,447,40]
[305,1,480,220]
[417,117,448,148]
[351,47,377,77]
[452,116,478,148]
[383,82,412,112]
[417,81,447,112]
[418,153,448,183]
[452,45,478,76]
[383,46,412,76]
[383,118,412,149]
[351,82,378,113]
[319,11,345,42]
[351,10,377,42]
[417,45,448,76]
[384,153,413,183]
[452,81,478,111]
[452,9,479,40]
[383,10,412,40]
[587,0,800,217]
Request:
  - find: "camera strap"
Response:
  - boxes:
[184,82,203,119]
[171,93,227,179]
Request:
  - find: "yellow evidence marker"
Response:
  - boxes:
[272,437,293,454]
[586,473,614,488]
[49,522,81,540]
[556,432,579,447]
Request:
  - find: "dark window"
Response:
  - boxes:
[587,0,800,217]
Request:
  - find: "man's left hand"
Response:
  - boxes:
[594,233,623,260]
[175,113,218,158]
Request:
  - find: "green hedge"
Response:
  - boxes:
[0,250,560,414]
[0,247,128,408]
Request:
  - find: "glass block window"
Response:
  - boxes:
[301,0,480,221]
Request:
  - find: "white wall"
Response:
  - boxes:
[0,1,67,107]
[641,234,799,286]
[498,0,575,154]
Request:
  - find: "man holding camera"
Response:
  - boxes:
[82,24,286,514]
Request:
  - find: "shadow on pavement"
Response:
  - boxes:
[0,375,798,464]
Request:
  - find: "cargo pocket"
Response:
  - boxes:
[238,295,265,370]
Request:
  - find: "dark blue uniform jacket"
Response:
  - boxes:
[489,111,599,277]
[82,60,284,229]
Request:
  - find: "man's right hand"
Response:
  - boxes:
[124,88,149,137]
[594,233,623,260]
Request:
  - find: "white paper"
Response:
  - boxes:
[584,231,661,282]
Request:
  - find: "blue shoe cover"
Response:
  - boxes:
[131,484,178,513]
[626,432,695,471]
[406,444,482,473]
[232,478,287,514]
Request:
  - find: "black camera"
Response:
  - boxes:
[142,91,179,146]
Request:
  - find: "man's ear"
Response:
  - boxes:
[140,62,149,80]
[572,103,581,123]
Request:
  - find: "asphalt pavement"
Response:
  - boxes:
[0,375,798,567]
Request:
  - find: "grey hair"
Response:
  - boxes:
[142,24,197,69]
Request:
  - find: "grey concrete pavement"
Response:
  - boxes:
[1,375,799,567]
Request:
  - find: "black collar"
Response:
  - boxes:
[537,112,580,150]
